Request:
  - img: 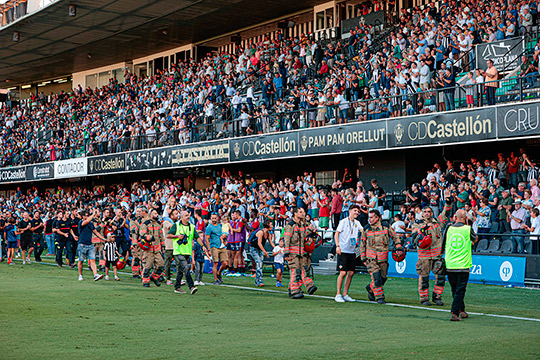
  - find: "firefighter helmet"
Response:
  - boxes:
[417,235,432,249]
[139,238,151,251]
[304,233,322,253]
[392,247,406,262]
[116,257,126,270]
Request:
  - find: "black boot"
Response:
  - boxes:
[366,285,375,301]
[307,286,318,295]
[151,277,161,287]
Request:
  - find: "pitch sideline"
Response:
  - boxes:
[11,259,540,323]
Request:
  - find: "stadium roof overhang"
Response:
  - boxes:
[0,0,328,87]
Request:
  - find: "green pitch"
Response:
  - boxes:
[1,261,539,360]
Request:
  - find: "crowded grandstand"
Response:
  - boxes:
[1,1,540,356]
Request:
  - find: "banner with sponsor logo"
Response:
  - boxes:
[126,148,172,171]
[299,121,386,155]
[388,252,526,287]
[342,11,385,37]
[5,100,540,184]
[0,166,26,183]
[229,133,298,162]
[26,163,54,180]
[387,107,496,147]
[55,158,87,179]
[172,141,229,167]
[476,36,523,71]
[497,101,540,138]
[88,154,126,175]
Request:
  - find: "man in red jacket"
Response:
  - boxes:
[330,189,343,230]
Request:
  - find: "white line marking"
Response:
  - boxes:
[12,259,540,323]
[215,285,540,323]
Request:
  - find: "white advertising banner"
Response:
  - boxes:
[54,158,88,178]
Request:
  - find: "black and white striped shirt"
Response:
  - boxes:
[104,242,118,262]
[487,167,499,185]
[528,166,539,183]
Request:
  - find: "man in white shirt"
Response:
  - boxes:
[246,85,256,111]
[419,59,431,96]
[333,92,349,124]
[334,205,362,302]
[508,200,528,253]
[458,33,472,71]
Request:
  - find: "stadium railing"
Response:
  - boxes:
[4,74,540,168]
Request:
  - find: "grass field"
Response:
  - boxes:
[1,260,539,360]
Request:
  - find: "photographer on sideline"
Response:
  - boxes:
[167,210,200,295]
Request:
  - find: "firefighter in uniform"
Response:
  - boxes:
[53,211,75,267]
[412,188,453,306]
[139,208,165,287]
[359,209,402,304]
[283,207,318,299]
[129,207,143,279]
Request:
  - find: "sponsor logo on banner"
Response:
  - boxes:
[388,108,495,147]
[55,158,87,178]
[341,11,384,36]
[26,163,54,180]
[476,37,523,70]
[497,101,540,138]
[171,141,229,166]
[230,134,298,161]
[396,260,406,274]
[389,252,526,287]
[299,121,386,155]
[0,167,26,183]
[394,123,404,144]
[126,148,172,171]
[88,154,126,174]
[499,260,513,282]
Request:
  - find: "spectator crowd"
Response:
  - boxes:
[1,0,539,168]
[1,146,539,287]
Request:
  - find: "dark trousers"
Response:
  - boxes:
[115,237,130,258]
[33,234,44,261]
[164,249,174,280]
[1,238,6,259]
[55,239,73,266]
[68,240,76,264]
[500,219,511,233]
[332,213,341,230]
[174,254,195,290]
[486,86,496,106]
[447,271,469,315]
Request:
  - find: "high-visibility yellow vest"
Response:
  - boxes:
[173,222,195,256]
[445,225,472,270]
